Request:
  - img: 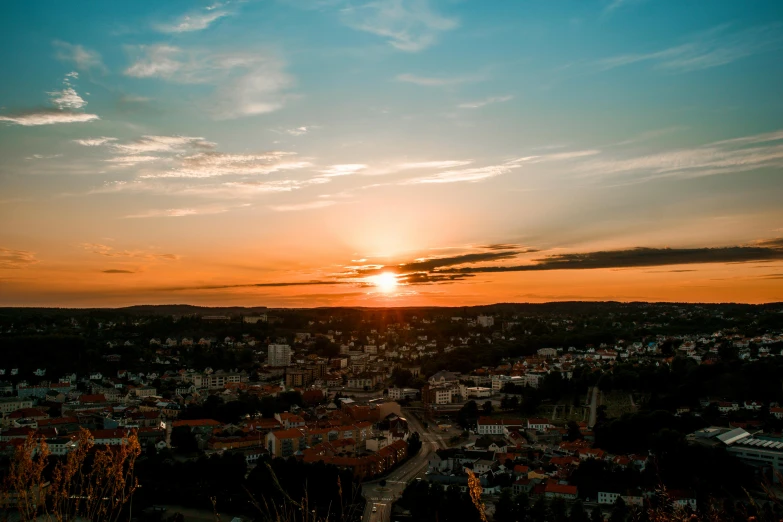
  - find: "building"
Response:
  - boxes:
[0,397,34,417]
[387,387,418,401]
[477,417,525,436]
[268,344,292,367]
[689,426,783,483]
[466,387,492,398]
[266,428,307,458]
[243,315,267,324]
[476,315,494,328]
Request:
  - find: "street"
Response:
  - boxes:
[361,409,445,522]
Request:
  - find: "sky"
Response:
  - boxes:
[1,0,783,308]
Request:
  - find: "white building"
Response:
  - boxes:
[476,315,494,328]
[268,344,292,367]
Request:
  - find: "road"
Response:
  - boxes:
[361,409,446,522]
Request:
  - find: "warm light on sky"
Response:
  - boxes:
[1,0,782,307]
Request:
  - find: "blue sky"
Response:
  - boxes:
[1,0,782,306]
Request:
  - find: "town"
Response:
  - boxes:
[1,302,783,521]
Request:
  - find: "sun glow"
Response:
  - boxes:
[371,272,399,293]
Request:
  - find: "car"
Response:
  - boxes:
[372,506,378,513]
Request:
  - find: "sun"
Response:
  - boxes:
[372,272,399,293]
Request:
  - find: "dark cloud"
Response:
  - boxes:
[164,281,348,291]
[401,272,475,285]
[439,241,783,274]
[102,269,135,274]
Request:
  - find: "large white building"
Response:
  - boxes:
[476,315,494,328]
[268,344,292,367]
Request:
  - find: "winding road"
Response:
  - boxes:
[361,408,446,522]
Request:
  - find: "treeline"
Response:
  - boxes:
[133,451,360,521]
[177,391,305,424]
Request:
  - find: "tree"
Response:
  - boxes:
[514,492,530,521]
[590,506,605,522]
[570,500,590,522]
[530,496,550,522]
[481,401,493,416]
[170,425,198,454]
[566,420,584,442]
[493,488,516,521]
[457,401,479,429]
[609,498,628,522]
[3,429,141,522]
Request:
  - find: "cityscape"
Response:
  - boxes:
[2,1,783,521]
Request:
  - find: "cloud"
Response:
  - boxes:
[74,137,117,146]
[102,269,135,274]
[105,156,162,166]
[279,126,312,136]
[53,41,105,71]
[143,151,310,179]
[509,149,602,164]
[112,135,215,154]
[396,73,479,86]
[26,154,63,160]
[48,87,87,109]
[597,24,783,73]
[341,0,458,52]
[270,200,336,212]
[124,46,295,118]
[403,164,519,184]
[0,73,98,126]
[575,130,783,181]
[125,204,249,218]
[0,248,38,269]
[458,95,513,109]
[604,0,646,13]
[396,160,472,170]
[0,111,99,126]
[81,243,180,261]
[439,241,783,274]
[156,5,231,33]
[321,164,367,177]
[162,280,349,291]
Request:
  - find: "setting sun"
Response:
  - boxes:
[372,272,399,293]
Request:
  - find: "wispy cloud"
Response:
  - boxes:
[81,243,179,261]
[0,111,99,126]
[105,156,162,167]
[112,135,214,154]
[0,248,38,269]
[403,164,519,184]
[53,41,105,72]
[124,46,295,118]
[26,154,63,160]
[102,269,136,274]
[575,130,783,181]
[142,151,311,179]
[271,200,336,212]
[321,164,367,177]
[396,73,480,86]
[341,0,458,52]
[125,204,250,218]
[74,137,117,147]
[458,95,513,109]
[603,0,646,14]
[597,24,783,73]
[156,3,231,33]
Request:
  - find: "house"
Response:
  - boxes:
[266,428,307,458]
[477,417,525,436]
[543,481,578,500]
[527,418,552,431]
